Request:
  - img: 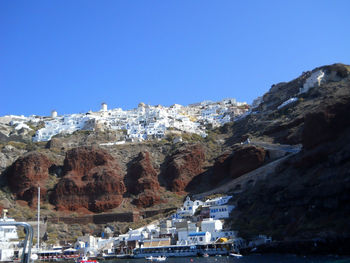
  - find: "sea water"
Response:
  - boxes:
[102,254,350,263]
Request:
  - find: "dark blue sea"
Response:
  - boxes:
[103,254,350,263]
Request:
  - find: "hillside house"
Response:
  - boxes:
[172,197,204,219]
[204,195,232,206]
[209,204,235,219]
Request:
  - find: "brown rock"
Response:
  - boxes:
[211,151,232,185]
[6,152,52,206]
[303,97,350,149]
[211,145,266,185]
[229,145,266,178]
[164,144,205,192]
[126,151,160,195]
[133,190,161,208]
[50,147,126,212]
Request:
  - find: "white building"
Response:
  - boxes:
[188,232,211,244]
[209,204,235,219]
[51,110,58,118]
[74,235,98,250]
[175,221,198,245]
[201,218,223,233]
[172,197,204,219]
[204,195,232,206]
[300,70,325,94]
[101,103,108,112]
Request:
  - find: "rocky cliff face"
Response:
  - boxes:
[211,145,266,185]
[126,151,161,207]
[5,152,52,206]
[163,144,205,192]
[50,147,126,212]
[226,63,350,249]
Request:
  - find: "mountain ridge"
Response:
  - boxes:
[1,63,350,251]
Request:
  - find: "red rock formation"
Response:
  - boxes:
[211,151,232,185]
[50,147,125,212]
[229,145,266,178]
[133,190,161,208]
[164,144,205,192]
[126,151,160,194]
[211,145,266,184]
[6,152,52,206]
[126,151,161,208]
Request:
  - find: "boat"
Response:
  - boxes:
[145,255,167,261]
[0,210,34,263]
[133,243,229,258]
[229,252,243,258]
[202,253,209,257]
[75,255,99,263]
[0,210,19,262]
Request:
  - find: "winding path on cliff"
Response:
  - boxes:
[193,142,302,200]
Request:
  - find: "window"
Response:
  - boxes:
[199,237,203,241]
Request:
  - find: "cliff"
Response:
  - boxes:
[0,63,349,249]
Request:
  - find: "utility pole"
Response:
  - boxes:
[37,186,40,251]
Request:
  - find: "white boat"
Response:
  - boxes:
[0,210,34,263]
[0,210,19,262]
[145,255,167,261]
[229,252,243,258]
[133,244,229,258]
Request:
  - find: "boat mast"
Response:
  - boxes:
[37,186,40,251]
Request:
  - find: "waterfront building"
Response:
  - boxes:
[188,232,211,244]
[175,221,198,245]
[201,218,223,233]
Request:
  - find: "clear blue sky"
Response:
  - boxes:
[1,1,350,116]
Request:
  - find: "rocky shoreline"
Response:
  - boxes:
[242,238,350,256]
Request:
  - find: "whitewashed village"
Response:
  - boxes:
[2,98,249,143]
[0,194,272,261]
[3,68,327,143]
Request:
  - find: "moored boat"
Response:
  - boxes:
[145,255,167,261]
[75,255,99,263]
[229,252,243,258]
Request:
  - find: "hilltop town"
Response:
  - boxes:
[1,98,249,143]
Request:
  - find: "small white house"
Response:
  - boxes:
[74,235,98,250]
[300,70,325,94]
[172,197,204,219]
